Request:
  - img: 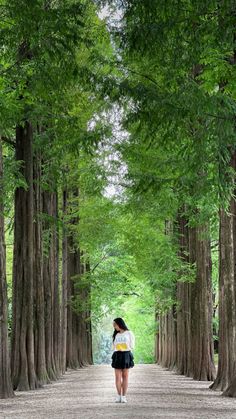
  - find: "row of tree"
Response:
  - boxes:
[101,0,236,397]
[0,0,114,398]
[2,0,236,402]
[1,0,156,400]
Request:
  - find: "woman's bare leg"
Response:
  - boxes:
[121,369,129,396]
[115,369,122,395]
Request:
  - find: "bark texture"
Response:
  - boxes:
[11,122,38,391]
[176,212,191,376]
[211,151,236,392]
[157,212,215,382]
[66,190,93,368]
[0,139,14,398]
[60,189,69,374]
[42,189,60,380]
[189,224,216,381]
[33,148,49,385]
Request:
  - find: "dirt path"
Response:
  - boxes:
[1,364,236,418]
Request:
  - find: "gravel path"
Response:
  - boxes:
[0,364,236,419]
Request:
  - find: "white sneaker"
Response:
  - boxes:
[121,395,127,403]
[115,395,121,403]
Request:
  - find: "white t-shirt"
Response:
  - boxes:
[112,330,135,352]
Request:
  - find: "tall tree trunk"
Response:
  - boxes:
[78,255,93,366]
[52,191,60,375]
[176,210,191,376]
[157,308,177,370]
[80,259,89,366]
[167,305,177,370]
[42,189,60,380]
[210,206,235,391]
[66,188,81,369]
[0,139,14,398]
[189,224,216,381]
[223,160,236,396]
[210,150,236,392]
[60,189,68,374]
[175,209,215,380]
[156,221,177,370]
[212,291,219,354]
[11,122,38,391]
[66,191,93,368]
[33,147,49,385]
[85,261,93,365]
[154,309,160,363]
[157,315,164,366]
[67,237,82,368]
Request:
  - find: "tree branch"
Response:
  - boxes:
[90,253,109,273]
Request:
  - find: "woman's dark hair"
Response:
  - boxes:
[112,317,129,342]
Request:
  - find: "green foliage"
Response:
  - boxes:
[90,0,232,326]
[102,0,236,215]
[3,0,234,364]
[121,294,156,364]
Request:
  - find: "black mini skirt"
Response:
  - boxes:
[111,350,134,369]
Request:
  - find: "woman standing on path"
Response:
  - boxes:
[111,317,135,403]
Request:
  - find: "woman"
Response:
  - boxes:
[111,317,135,403]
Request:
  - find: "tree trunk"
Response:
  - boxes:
[176,211,191,376]
[42,189,60,380]
[210,149,236,392]
[157,307,177,370]
[168,305,177,370]
[79,259,87,366]
[189,224,216,381]
[156,221,177,370]
[67,238,82,368]
[154,309,159,363]
[0,139,14,398]
[85,261,93,365]
[33,147,49,385]
[52,192,60,375]
[60,189,68,374]
[222,157,236,396]
[210,206,236,391]
[157,315,165,366]
[176,210,215,381]
[66,190,93,368]
[11,122,38,391]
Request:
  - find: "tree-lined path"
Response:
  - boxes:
[1,364,236,419]
[2,0,236,415]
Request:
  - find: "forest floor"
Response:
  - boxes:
[0,363,236,419]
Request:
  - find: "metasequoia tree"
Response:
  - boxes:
[0,0,110,395]
[11,122,38,390]
[0,139,14,398]
[33,142,49,386]
[106,0,235,386]
[157,211,215,381]
[66,189,93,368]
[211,150,236,393]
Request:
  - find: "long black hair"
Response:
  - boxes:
[112,317,129,342]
